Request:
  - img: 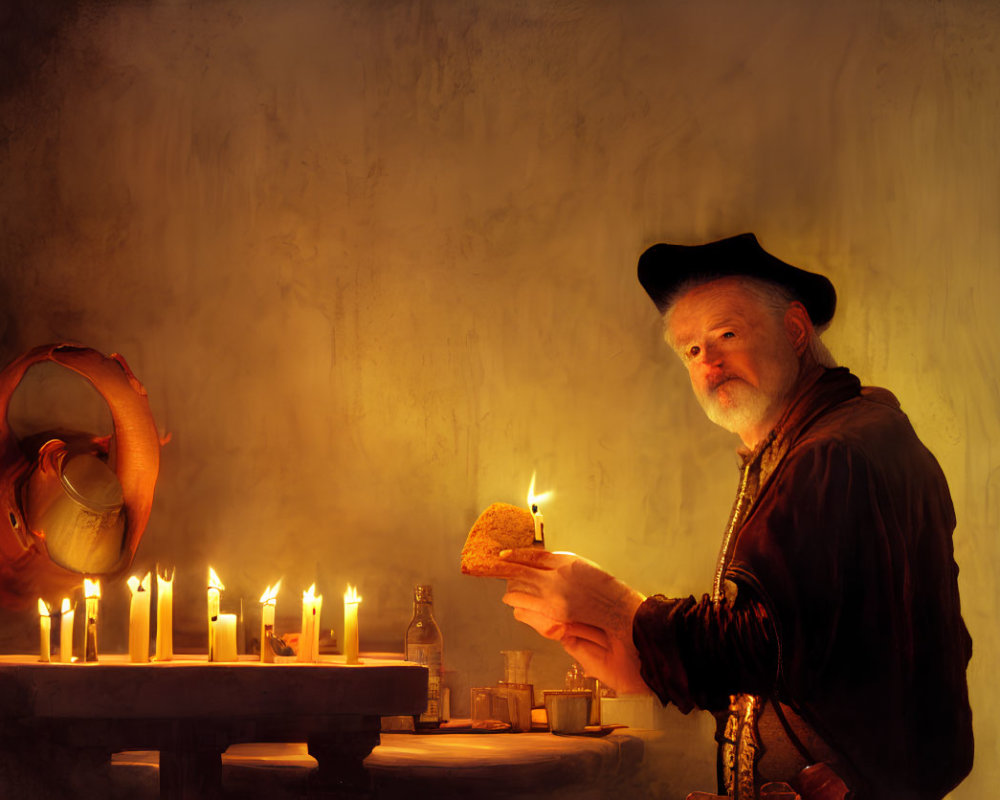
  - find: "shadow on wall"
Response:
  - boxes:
[0,2,92,362]
[0,0,85,99]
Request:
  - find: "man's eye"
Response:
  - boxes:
[687,345,701,358]
[722,331,735,339]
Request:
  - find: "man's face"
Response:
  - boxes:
[665,278,801,446]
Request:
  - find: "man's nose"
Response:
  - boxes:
[698,342,724,368]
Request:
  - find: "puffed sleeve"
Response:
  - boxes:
[632,588,778,713]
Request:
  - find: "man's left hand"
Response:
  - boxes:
[498,549,650,695]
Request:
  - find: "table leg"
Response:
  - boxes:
[307,715,380,798]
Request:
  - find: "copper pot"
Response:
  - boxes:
[0,344,161,607]
[26,440,125,574]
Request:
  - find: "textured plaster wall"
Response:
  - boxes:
[1,0,998,794]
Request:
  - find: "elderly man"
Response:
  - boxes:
[499,234,973,800]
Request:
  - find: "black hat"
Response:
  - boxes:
[637,233,837,327]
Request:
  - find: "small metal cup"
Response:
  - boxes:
[543,690,592,734]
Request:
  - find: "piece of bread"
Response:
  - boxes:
[460,502,537,576]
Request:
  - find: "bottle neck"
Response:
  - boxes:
[414,585,434,608]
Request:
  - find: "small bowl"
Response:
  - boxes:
[543,690,592,734]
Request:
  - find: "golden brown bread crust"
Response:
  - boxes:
[460,502,536,576]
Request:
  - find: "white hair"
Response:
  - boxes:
[663,275,837,368]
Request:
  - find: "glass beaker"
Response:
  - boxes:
[501,649,533,684]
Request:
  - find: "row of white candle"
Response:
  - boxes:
[127,569,176,662]
[38,577,109,663]
[248,574,362,665]
[38,569,174,663]
[40,568,363,665]
[203,568,363,664]
[37,597,74,663]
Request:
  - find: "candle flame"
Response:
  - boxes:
[84,578,101,599]
[38,598,50,616]
[128,572,151,593]
[60,597,71,614]
[157,565,175,582]
[208,566,225,591]
[260,580,282,604]
[344,584,362,604]
[303,583,316,602]
[526,471,553,510]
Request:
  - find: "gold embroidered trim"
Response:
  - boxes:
[720,694,763,799]
[713,460,752,603]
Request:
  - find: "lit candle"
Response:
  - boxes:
[38,599,51,662]
[531,505,544,543]
[298,584,321,662]
[156,567,174,661]
[127,572,151,662]
[59,597,75,663]
[215,613,238,662]
[526,472,552,546]
[238,598,245,656]
[259,581,281,663]
[207,567,224,661]
[313,593,323,658]
[343,584,362,665]
[84,578,100,662]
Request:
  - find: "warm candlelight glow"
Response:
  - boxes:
[208,567,225,591]
[38,599,51,662]
[128,572,151,662]
[215,613,238,661]
[59,597,74,663]
[344,585,362,605]
[260,580,281,604]
[260,580,281,663]
[526,472,552,545]
[207,566,224,661]
[156,566,175,662]
[84,578,100,662]
[344,584,362,665]
[298,584,321,663]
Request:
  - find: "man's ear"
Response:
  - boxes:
[784,302,813,357]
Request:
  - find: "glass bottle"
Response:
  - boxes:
[405,584,443,727]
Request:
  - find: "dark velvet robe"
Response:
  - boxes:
[632,367,973,799]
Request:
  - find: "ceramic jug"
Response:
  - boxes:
[0,344,161,608]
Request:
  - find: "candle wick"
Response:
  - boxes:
[532,503,538,514]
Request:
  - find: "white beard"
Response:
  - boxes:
[698,378,774,435]
[697,364,800,440]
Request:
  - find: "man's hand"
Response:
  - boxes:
[498,549,650,695]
